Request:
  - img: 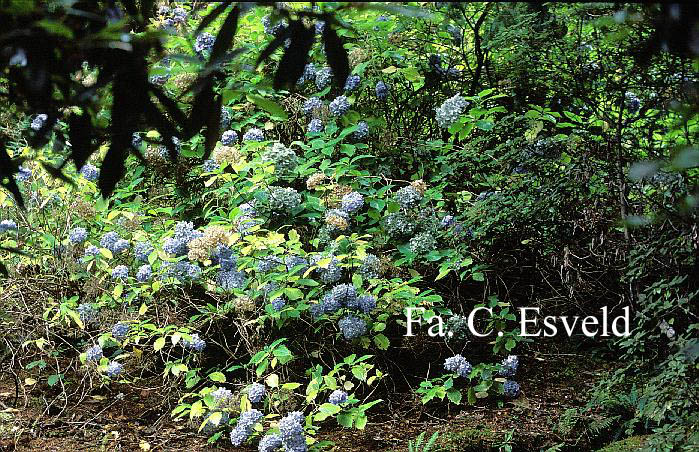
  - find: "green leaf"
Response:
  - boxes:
[356,414,368,430]
[47,374,62,387]
[337,413,353,428]
[273,345,293,364]
[154,337,166,351]
[284,287,304,300]
[472,272,485,282]
[209,372,226,383]
[246,94,288,120]
[447,389,462,405]
[373,334,389,350]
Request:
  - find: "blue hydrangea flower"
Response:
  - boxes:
[338,315,367,340]
[248,382,266,404]
[262,142,297,175]
[182,333,206,352]
[230,409,263,446]
[320,292,342,314]
[395,186,422,209]
[202,159,219,172]
[302,97,322,116]
[331,284,357,307]
[149,74,169,86]
[221,130,238,145]
[341,192,364,213]
[314,21,325,34]
[271,297,286,311]
[86,344,103,362]
[112,265,129,281]
[217,269,246,290]
[16,166,32,182]
[409,232,436,255]
[111,322,130,339]
[68,227,87,244]
[79,164,99,181]
[344,75,361,92]
[357,294,377,314]
[352,121,369,141]
[359,254,380,280]
[444,355,472,378]
[243,128,265,142]
[136,264,152,282]
[441,214,456,228]
[105,361,123,378]
[258,255,283,273]
[315,67,332,90]
[171,7,187,24]
[77,303,97,325]
[497,355,519,378]
[279,411,306,451]
[212,387,233,407]
[194,32,215,54]
[285,255,308,275]
[625,91,641,113]
[297,63,317,84]
[329,96,350,116]
[262,15,287,36]
[30,114,48,131]
[112,239,129,254]
[435,94,469,129]
[0,220,17,233]
[328,389,348,405]
[162,261,202,282]
[134,241,154,263]
[83,245,100,260]
[383,212,416,238]
[100,231,120,251]
[132,133,142,148]
[307,118,323,133]
[503,380,520,398]
[266,186,302,213]
[310,254,342,284]
[213,245,237,271]
[258,434,283,452]
[220,107,231,129]
[375,81,388,100]
[163,221,202,256]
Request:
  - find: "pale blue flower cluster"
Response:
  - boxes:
[31,114,48,131]
[341,192,364,213]
[409,232,436,255]
[162,261,202,281]
[262,143,297,175]
[503,380,520,398]
[258,255,283,273]
[77,303,98,325]
[444,354,472,378]
[258,434,283,452]
[79,164,99,181]
[310,254,342,284]
[86,344,103,362]
[375,81,388,100]
[278,411,306,452]
[69,227,88,244]
[328,389,348,405]
[359,254,380,279]
[352,121,369,140]
[497,355,519,378]
[216,269,246,290]
[16,166,32,182]
[262,15,287,36]
[136,264,152,282]
[134,241,154,263]
[297,63,317,85]
[83,245,100,260]
[266,186,302,213]
[212,387,233,407]
[248,382,266,403]
[0,220,17,233]
[395,186,422,209]
[202,159,219,172]
[625,91,641,113]
[182,333,206,352]
[230,409,263,446]
[243,128,265,142]
[221,130,238,145]
[435,94,469,129]
[271,297,286,311]
[220,107,231,129]
[163,221,202,256]
[315,68,332,90]
[344,75,361,92]
[105,361,123,378]
[383,212,416,238]
[308,118,323,133]
[194,32,215,54]
[338,315,367,340]
[111,322,129,339]
[302,97,322,116]
[285,255,308,275]
[329,96,350,116]
[112,265,129,281]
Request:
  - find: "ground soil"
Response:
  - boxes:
[0,339,628,452]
